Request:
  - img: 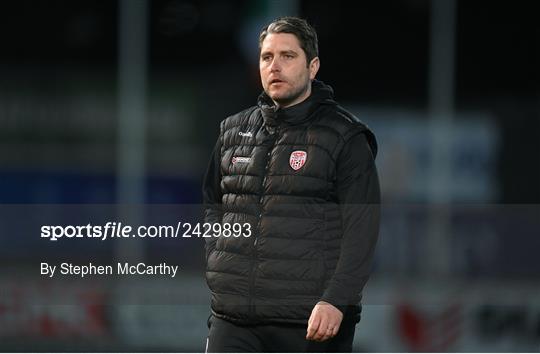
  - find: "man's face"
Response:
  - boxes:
[259,32,319,108]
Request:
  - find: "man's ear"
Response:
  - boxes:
[309,57,320,80]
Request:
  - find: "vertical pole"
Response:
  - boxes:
[116,0,148,262]
[427,0,457,275]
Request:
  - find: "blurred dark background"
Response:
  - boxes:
[0,0,538,204]
[0,0,539,352]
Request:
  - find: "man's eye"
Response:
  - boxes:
[262,56,271,61]
[284,54,294,59]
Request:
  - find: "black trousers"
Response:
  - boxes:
[205,315,356,353]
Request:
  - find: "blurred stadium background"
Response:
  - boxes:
[0,0,539,351]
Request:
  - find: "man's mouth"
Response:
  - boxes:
[269,79,285,85]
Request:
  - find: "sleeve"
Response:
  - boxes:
[319,131,381,313]
[202,137,223,261]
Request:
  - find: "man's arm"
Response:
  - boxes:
[202,138,223,260]
[320,131,381,307]
[307,131,380,341]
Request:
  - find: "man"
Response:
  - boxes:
[203,17,380,352]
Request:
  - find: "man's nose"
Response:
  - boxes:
[270,58,281,72]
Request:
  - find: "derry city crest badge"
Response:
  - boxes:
[289,150,307,171]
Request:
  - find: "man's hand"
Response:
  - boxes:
[306,301,343,342]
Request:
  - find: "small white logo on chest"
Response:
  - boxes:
[232,156,251,164]
[289,150,307,171]
[239,131,253,137]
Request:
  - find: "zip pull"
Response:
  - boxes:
[264,125,277,135]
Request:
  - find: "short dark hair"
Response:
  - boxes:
[259,17,319,66]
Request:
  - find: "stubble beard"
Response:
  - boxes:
[267,79,310,108]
